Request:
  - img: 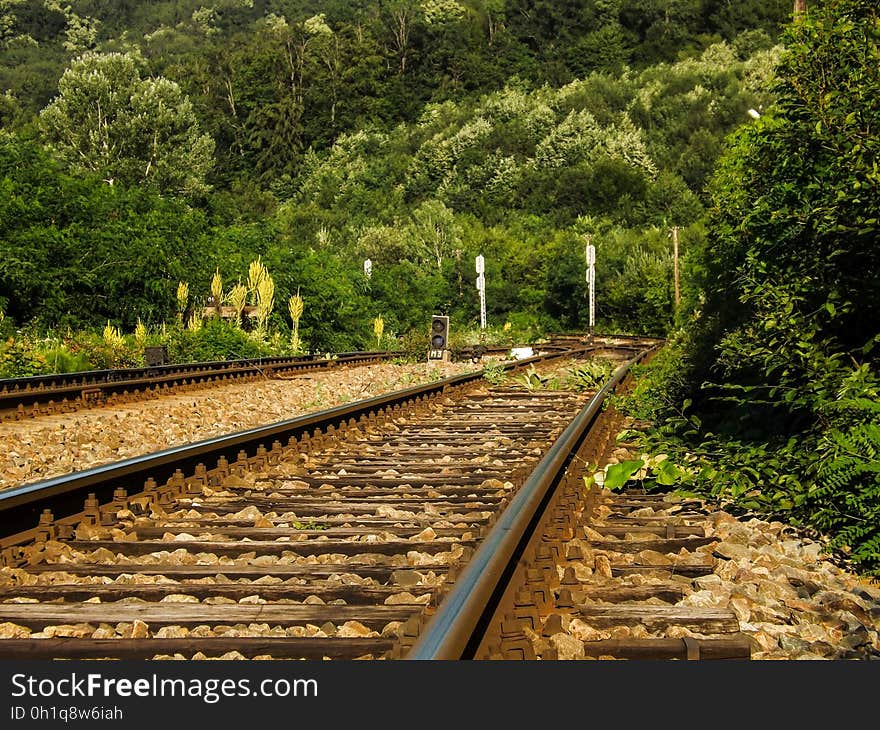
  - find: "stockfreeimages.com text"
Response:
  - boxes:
[10,673,317,705]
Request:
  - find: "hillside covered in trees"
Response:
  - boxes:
[1,0,792,351]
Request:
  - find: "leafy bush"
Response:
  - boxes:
[482,361,507,386]
[617,346,880,575]
[641,0,880,575]
[65,331,141,369]
[163,318,272,363]
[40,344,93,373]
[396,329,431,361]
[0,337,50,377]
[564,359,613,391]
[516,364,555,390]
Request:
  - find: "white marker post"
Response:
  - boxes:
[363,259,372,279]
[586,241,596,339]
[475,254,487,330]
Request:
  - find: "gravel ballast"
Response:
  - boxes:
[0,360,479,490]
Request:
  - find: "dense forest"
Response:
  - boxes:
[1,0,790,354]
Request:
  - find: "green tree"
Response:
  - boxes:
[410,199,461,270]
[39,51,215,195]
[691,0,880,415]
[0,133,209,328]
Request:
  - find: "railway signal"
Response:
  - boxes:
[429,315,449,360]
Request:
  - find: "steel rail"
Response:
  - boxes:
[406,344,658,659]
[548,332,664,342]
[0,350,398,390]
[0,346,568,416]
[0,351,403,413]
[0,345,640,543]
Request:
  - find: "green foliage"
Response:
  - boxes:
[516,364,554,390]
[395,329,431,361]
[564,358,613,391]
[615,0,880,573]
[40,343,96,374]
[0,336,49,377]
[602,459,645,491]
[810,386,880,569]
[1,11,788,346]
[481,360,507,386]
[608,339,693,422]
[39,51,214,196]
[0,331,135,375]
[619,350,880,574]
[589,451,688,492]
[689,1,880,423]
[163,318,271,364]
[66,330,141,370]
[0,133,210,330]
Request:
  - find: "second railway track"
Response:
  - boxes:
[0,351,405,422]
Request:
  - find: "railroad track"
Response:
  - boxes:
[0,345,646,659]
[0,342,570,423]
[442,486,753,660]
[3,339,729,661]
[0,351,403,422]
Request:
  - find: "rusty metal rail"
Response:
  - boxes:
[0,350,403,421]
[406,345,658,659]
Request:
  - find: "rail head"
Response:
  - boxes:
[405,344,659,660]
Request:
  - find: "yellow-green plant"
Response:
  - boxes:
[247,257,268,302]
[210,269,223,307]
[102,321,125,349]
[256,274,275,336]
[373,315,384,350]
[134,318,147,348]
[288,289,304,353]
[227,283,248,327]
[176,281,189,321]
[187,312,202,332]
[316,226,331,247]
